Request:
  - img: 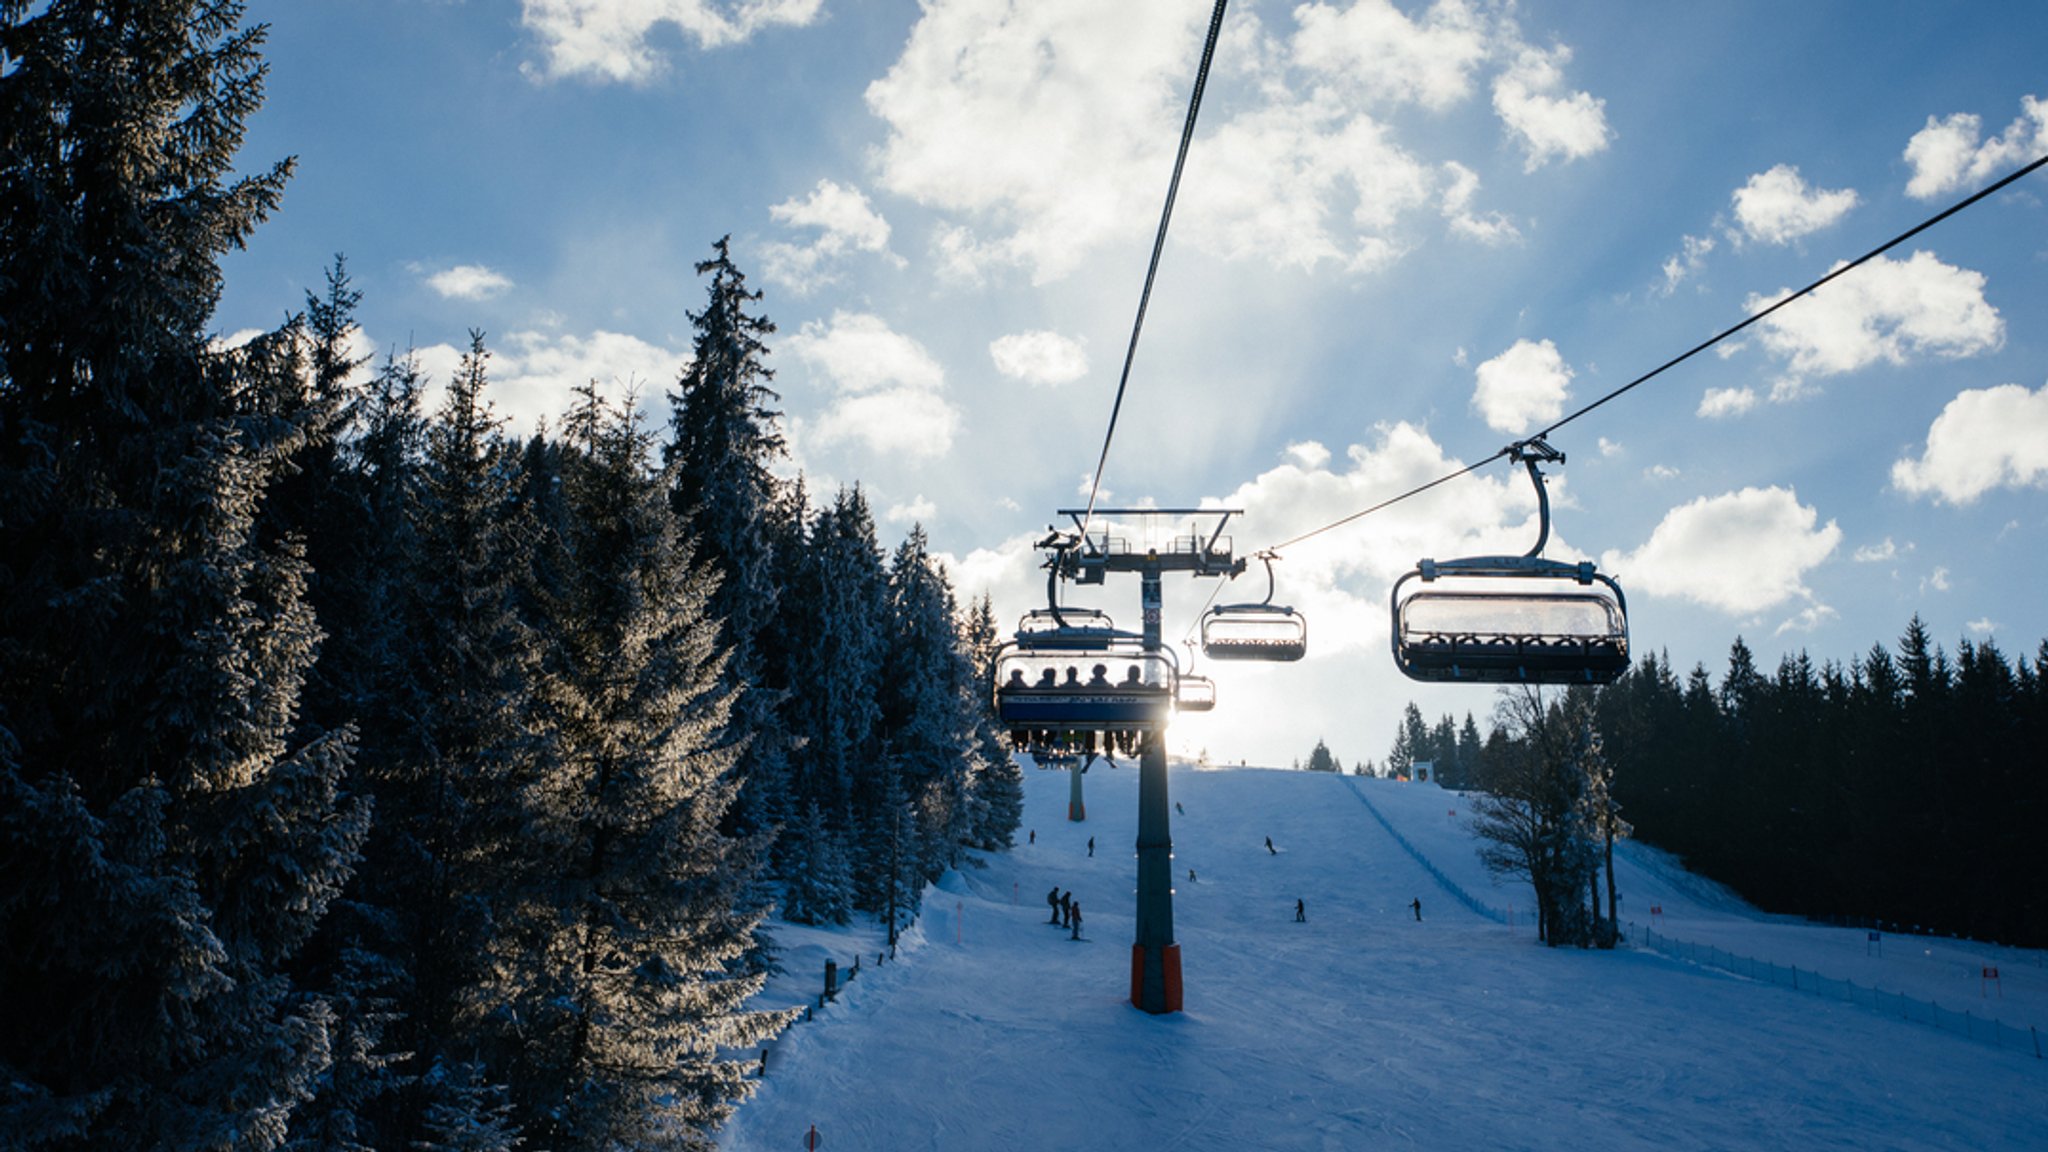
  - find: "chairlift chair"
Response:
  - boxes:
[993,603,1178,740]
[1390,439,1629,685]
[1200,552,1307,662]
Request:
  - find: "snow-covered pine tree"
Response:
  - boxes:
[277,347,433,1152]
[961,593,1023,850]
[362,333,541,1137]
[1385,702,1428,777]
[0,5,370,1146]
[774,485,887,902]
[493,383,790,1151]
[1305,739,1339,773]
[779,799,856,926]
[881,526,978,883]
[411,1061,522,1152]
[664,236,791,842]
[1429,714,1458,779]
[1451,713,1486,790]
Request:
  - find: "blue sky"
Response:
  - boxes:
[216,1,2048,766]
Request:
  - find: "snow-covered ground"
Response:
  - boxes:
[720,762,2046,1151]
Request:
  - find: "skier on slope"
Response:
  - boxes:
[1411,897,1422,921]
[1265,836,1276,855]
[1060,890,1073,928]
[1070,900,1083,940]
[1047,886,1061,924]
[1295,898,1306,922]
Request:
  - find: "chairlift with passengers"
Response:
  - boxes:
[1200,551,1307,662]
[1389,438,1629,685]
[993,564,1178,744]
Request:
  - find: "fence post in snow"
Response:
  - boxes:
[825,959,837,1003]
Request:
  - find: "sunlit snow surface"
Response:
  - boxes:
[722,763,2046,1151]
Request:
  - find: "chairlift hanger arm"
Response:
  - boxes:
[1505,439,1561,559]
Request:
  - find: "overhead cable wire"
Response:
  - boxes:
[1529,150,2048,442]
[1076,0,1231,545]
[1267,151,2048,558]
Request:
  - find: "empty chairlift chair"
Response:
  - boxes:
[1174,673,1217,713]
[1390,558,1628,684]
[1388,438,1629,686]
[1199,552,1307,662]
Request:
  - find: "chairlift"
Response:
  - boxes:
[1201,551,1307,662]
[1390,438,1629,685]
[1175,674,1217,713]
[1172,640,1217,713]
[994,631,1177,734]
[993,573,1178,738]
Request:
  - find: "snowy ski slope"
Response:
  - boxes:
[720,762,2045,1151]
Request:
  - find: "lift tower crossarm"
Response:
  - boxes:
[1054,508,1247,580]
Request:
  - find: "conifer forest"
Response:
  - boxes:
[1385,622,2048,953]
[0,4,1019,1149]
[4,4,2045,1151]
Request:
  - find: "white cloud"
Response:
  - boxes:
[1439,161,1519,244]
[215,327,268,350]
[886,495,938,525]
[1891,381,2048,504]
[865,0,1600,282]
[1289,0,1489,111]
[1659,233,1714,295]
[989,330,1090,386]
[761,179,901,294]
[1731,164,1858,246]
[1491,43,1610,172]
[812,389,961,460]
[1472,338,1572,434]
[1775,603,1838,636]
[1903,95,2048,200]
[1597,437,1622,457]
[1852,538,1898,563]
[1923,566,1951,593]
[786,311,944,394]
[399,329,685,438]
[788,312,958,459]
[1695,385,1761,416]
[1285,441,1332,470]
[1747,251,2002,382]
[519,0,824,83]
[1643,464,1679,481]
[1600,486,1840,615]
[1178,91,1431,274]
[1767,376,1815,404]
[493,330,683,430]
[864,1,1207,284]
[1224,423,1562,591]
[1967,617,1999,636]
[425,264,514,301]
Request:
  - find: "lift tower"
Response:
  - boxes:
[1056,508,1241,1014]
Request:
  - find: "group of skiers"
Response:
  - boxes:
[1029,817,1426,937]
[1045,886,1083,940]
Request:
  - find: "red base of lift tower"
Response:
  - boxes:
[1130,944,1182,1013]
